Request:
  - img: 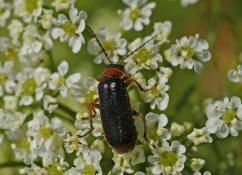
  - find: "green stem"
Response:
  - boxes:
[47,50,56,72]
[58,103,77,119]
[168,77,199,119]
[0,162,27,168]
[53,110,75,123]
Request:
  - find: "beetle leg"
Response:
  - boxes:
[78,99,100,138]
[124,74,156,92]
[78,110,94,138]
[132,110,149,143]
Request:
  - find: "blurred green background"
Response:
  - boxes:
[1,0,242,174]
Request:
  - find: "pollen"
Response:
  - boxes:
[39,125,53,139]
[148,128,159,141]
[62,22,77,35]
[133,48,152,65]
[159,151,178,167]
[222,109,236,123]
[129,8,140,20]
[82,165,97,175]
[102,39,116,52]
[180,47,195,59]
[22,78,37,96]
[0,75,6,84]
[24,0,38,13]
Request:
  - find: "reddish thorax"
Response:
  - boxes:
[97,66,124,82]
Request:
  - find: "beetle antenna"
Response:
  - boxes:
[119,35,157,64]
[86,25,113,64]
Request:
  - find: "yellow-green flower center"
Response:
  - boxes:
[102,39,116,53]
[148,128,159,141]
[151,87,161,97]
[0,74,6,84]
[47,164,65,175]
[85,91,96,104]
[22,78,37,96]
[25,0,38,13]
[0,8,3,15]
[5,46,18,60]
[39,125,53,139]
[58,76,66,86]
[20,137,30,151]
[83,165,97,175]
[160,151,178,167]
[180,47,195,59]
[129,8,140,20]
[222,109,236,123]
[63,22,77,35]
[69,136,79,150]
[133,48,152,65]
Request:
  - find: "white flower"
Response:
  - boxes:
[127,145,146,166]
[27,112,66,152]
[51,6,87,53]
[91,139,105,154]
[74,149,102,175]
[87,26,127,64]
[180,0,199,7]
[0,60,14,97]
[171,122,185,137]
[190,158,205,172]
[148,141,186,175]
[165,35,211,73]
[145,112,170,145]
[187,128,213,145]
[52,0,76,11]
[16,67,50,106]
[194,171,211,175]
[3,95,18,110]
[49,61,82,98]
[64,131,87,154]
[20,24,43,55]
[125,36,162,71]
[43,95,58,113]
[120,0,156,31]
[14,0,43,23]
[228,65,242,82]
[152,21,172,44]
[0,0,11,27]
[110,151,133,175]
[143,70,170,110]
[0,110,26,131]
[19,164,47,175]
[205,96,242,138]
[12,137,38,165]
[75,111,102,137]
[8,19,24,44]
[71,77,98,104]
[39,9,53,29]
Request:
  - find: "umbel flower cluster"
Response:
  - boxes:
[0,0,240,175]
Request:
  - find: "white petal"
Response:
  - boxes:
[216,124,229,138]
[58,61,69,76]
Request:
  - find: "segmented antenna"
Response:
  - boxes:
[119,35,157,64]
[86,25,113,64]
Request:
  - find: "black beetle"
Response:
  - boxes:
[79,25,156,153]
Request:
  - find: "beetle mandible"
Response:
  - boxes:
[79,25,157,153]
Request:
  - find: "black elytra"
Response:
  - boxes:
[98,76,137,153]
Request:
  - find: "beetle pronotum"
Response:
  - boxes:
[79,25,157,153]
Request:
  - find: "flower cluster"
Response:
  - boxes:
[0,0,240,174]
[164,35,211,73]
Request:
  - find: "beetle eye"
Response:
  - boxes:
[111,82,116,88]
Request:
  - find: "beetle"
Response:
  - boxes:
[78,25,157,153]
